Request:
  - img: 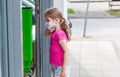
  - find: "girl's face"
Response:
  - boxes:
[46,17,60,28]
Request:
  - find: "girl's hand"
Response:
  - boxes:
[60,69,66,77]
[44,29,51,37]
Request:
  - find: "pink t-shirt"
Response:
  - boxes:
[50,29,68,66]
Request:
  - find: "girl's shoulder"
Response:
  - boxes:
[55,29,66,35]
[55,29,68,41]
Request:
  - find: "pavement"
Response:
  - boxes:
[69,36,120,77]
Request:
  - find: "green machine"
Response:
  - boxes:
[22,7,33,74]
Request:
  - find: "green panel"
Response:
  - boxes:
[24,61,32,67]
[24,67,31,74]
[24,61,32,74]
[22,7,33,61]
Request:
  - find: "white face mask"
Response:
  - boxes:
[45,21,55,30]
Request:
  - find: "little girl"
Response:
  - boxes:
[44,7,70,77]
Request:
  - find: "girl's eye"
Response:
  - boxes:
[46,19,49,22]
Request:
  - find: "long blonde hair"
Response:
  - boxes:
[44,7,71,41]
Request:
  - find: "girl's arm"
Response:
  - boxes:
[45,29,52,38]
[59,40,70,71]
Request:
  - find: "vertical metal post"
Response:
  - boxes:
[35,0,41,77]
[35,0,53,77]
[83,0,90,37]
[0,0,9,77]
[0,0,23,77]
[7,0,23,77]
[41,0,52,77]
[0,2,2,77]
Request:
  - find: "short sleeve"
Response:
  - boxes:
[56,31,67,41]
